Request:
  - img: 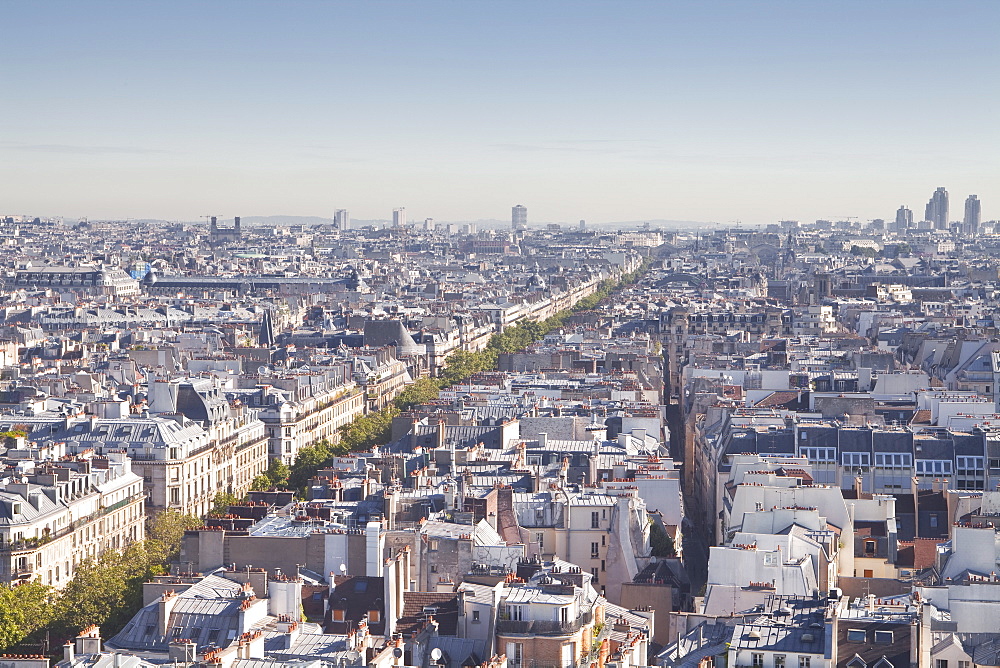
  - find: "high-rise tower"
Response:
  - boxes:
[925,187,949,230]
[895,205,913,231]
[334,209,349,230]
[512,204,527,230]
[964,195,981,236]
[393,208,406,228]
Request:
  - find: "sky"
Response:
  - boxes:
[1,0,997,226]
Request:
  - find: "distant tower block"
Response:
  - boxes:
[334,209,350,230]
[393,207,406,228]
[895,206,913,231]
[512,204,527,230]
[925,187,949,230]
[964,195,981,236]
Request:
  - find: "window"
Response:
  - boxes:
[592,542,600,559]
[959,661,970,668]
[865,540,877,555]
[874,631,893,644]
[172,627,184,638]
[332,609,345,622]
[507,642,523,668]
[368,609,380,623]
[936,661,948,668]
[774,656,786,668]
[536,532,544,550]
[561,642,576,668]
[506,605,524,621]
[472,610,480,623]
[801,447,836,463]
[929,515,939,528]
[957,456,984,474]
[916,460,952,476]
[842,452,871,468]
[799,657,811,668]
[874,453,911,469]
[206,629,220,644]
[592,512,600,528]
[751,654,764,668]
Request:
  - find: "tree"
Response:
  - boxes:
[210,491,242,516]
[0,581,52,650]
[250,474,272,491]
[649,518,676,558]
[393,378,442,411]
[288,440,336,492]
[265,457,291,486]
[53,544,151,638]
[145,509,201,565]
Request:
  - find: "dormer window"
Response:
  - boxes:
[332,609,345,622]
[874,631,893,644]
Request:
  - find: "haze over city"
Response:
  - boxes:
[2,0,997,224]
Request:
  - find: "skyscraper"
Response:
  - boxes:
[512,204,527,230]
[334,209,349,230]
[965,195,982,236]
[393,207,406,228]
[925,187,949,230]
[895,205,913,231]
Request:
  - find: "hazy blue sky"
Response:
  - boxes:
[2,0,997,225]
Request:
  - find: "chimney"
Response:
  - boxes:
[538,432,548,448]
[74,625,102,655]
[911,477,920,539]
[168,639,197,664]
[409,417,419,450]
[63,643,74,664]
[267,576,303,621]
[854,475,863,498]
[158,591,178,636]
[436,418,446,450]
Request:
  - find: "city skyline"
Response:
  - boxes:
[2,0,998,224]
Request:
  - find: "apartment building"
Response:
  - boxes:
[0,450,145,587]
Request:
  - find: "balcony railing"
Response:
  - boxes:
[496,611,592,636]
[0,492,146,553]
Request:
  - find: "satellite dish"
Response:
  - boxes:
[392,648,403,659]
[431,649,443,661]
[257,366,269,374]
